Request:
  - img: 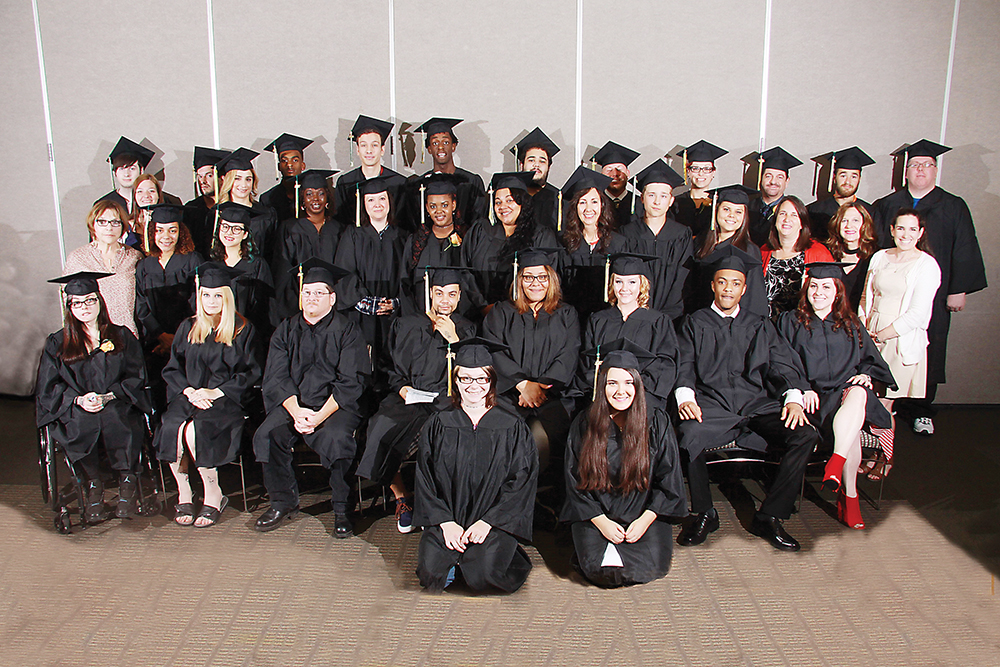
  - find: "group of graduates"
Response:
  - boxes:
[36,117,987,593]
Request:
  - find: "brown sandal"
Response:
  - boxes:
[866,452,893,481]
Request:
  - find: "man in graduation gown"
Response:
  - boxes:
[671,140,728,238]
[184,146,229,257]
[334,116,408,230]
[675,245,817,551]
[746,147,802,247]
[806,146,876,242]
[96,137,155,213]
[590,141,643,228]
[871,140,988,435]
[512,128,561,230]
[260,133,312,225]
[356,267,477,532]
[253,259,370,537]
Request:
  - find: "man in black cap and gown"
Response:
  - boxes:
[747,146,802,247]
[512,127,561,230]
[406,118,487,231]
[806,146,876,241]
[185,146,229,257]
[590,141,642,228]
[260,133,313,225]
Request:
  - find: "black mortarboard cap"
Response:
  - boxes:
[148,204,186,225]
[516,247,560,270]
[359,175,393,196]
[216,201,254,226]
[193,146,229,170]
[216,148,259,175]
[265,133,312,156]
[829,146,875,171]
[608,252,658,279]
[420,265,472,287]
[679,140,727,164]
[583,338,658,372]
[108,137,154,169]
[451,337,509,368]
[758,147,803,173]
[560,165,614,197]
[804,261,851,281]
[709,184,757,206]
[351,116,394,142]
[893,139,951,160]
[48,271,112,296]
[424,172,460,196]
[511,127,560,159]
[490,171,536,193]
[196,262,242,290]
[590,141,640,167]
[701,243,762,276]
[635,159,685,190]
[298,169,338,190]
[295,257,349,288]
[415,118,462,142]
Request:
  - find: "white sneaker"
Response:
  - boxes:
[912,417,934,435]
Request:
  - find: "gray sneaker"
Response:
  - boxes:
[912,417,934,436]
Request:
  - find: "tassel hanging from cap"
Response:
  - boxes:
[192,166,198,199]
[213,167,219,206]
[273,148,280,182]
[424,268,432,316]
[297,264,304,310]
[511,252,519,300]
[420,182,427,228]
[630,175,638,215]
[901,150,908,188]
[557,191,563,232]
[683,149,688,182]
[828,154,836,194]
[592,349,602,401]
[488,186,495,225]
[514,145,519,168]
[143,214,150,255]
[195,265,201,292]
[446,344,455,397]
[757,155,764,190]
[294,176,301,215]
[603,256,611,303]
[421,131,426,164]
[355,184,361,227]
[710,192,718,232]
[349,132,355,168]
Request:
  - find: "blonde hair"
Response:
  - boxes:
[188,286,244,346]
[607,274,651,309]
[512,264,562,314]
[216,169,259,204]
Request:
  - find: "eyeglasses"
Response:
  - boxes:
[456,376,491,385]
[907,161,936,171]
[521,274,549,284]
[300,289,331,299]
[68,297,99,309]
[94,219,122,228]
[219,223,246,234]
[687,166,715,174]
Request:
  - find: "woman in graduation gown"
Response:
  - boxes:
[776,263,895,529]
[670,140,728,239]
[461,172,559,311]
[559,166,628,321]
[272,169,344,321]
[761,196,834,319]
[825,202,879,310]
[682,185,768,318]
[619,160,692,321]
[211,201,274,343]
[128,173,163,253]
[36,272,151,523]
[134,204,203,409]
[155,263,261,527]
[580,254,678,412]
[561,350,686,587]
[413,338,539,593]
[215,148,279,268]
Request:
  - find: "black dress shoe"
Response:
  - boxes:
[254,506,299,532]
[749,513,800,551]
[678,508,720,546]
[333,513,353,538]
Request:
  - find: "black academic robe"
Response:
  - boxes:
[607,190,643,229]
[134,252,202,341]
[776,311,895,435]
[414,404,539,593]
[580,307,678,410]
[272,216,345,322]
[671,191,714,238]
[560,232,629,322]
[619,215,694,321]
[246,201,279,269]
[682,238,768,318]
[676,306,807,458]
[398,228,468,316]
[259,180,296,227]
[230,256,274,342]
[154,318,261,467]
[872,186,988,384]
[841,254,871,312]
[806,197,873,243]
[460,219,560,308]
[254,309,370,467]
[531,183,560,230]
[560,409,686,587]
[356,313,477,485]
[183,195,215,258]
[35,326,151,470]
[747,195,782,248]
[333,166,408,229]
[407,167,487,233]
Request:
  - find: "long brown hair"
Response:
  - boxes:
[695,203,749,258]
[576,366,650,495]
[450,365,497,409]
[825,202,878,260]
[892,208,934,256]
[766,195,813,252]
[561,187,617,253]
[58,292,124,364]
[512,264,562,314]
[795,275,862,342]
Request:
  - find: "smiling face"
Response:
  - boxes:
[300,281,336,320]
[356,132,385,169]
[687,161,716,189]
[612,274,641,307]
[67,292,101,326]
[838,206,863,249]
[456,365,491,406]
[200,286,225,316]
[641,183,674,218]
[521,148,550,186]
[576,187,602,227]
[154,222,179,254]
[231,170,254,201]
[775,199,802,244]
[604,367,636,412]
[134,179,159,207]
[520,265,550,304]
[716,201,746,236]
[218,220,247,249]
[114,161,141,190]
[712,268,746,312]
[431,283,461,316]
[364,191,390,223]
[891,214,924,251]
[428,132,455,168]
[426,193,456,229]
[494,187,521,225]
[833,168,861,198]
[196,165,216,196]
[278,150,305,178]
[303,187,327,216]
[806,276,837,316]
[761,168,787,200]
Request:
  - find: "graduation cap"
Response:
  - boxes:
[418,265,472,314]
[512,247,560,298]
[557,166,615,232]
[351,115,393,143]
[590,141,640,168]
[804,261,851,281]
[49,271,112,297]
[829,146,875,172]
[510,127,560,164]
[677,140,727,182]
[216,148,259,176]
[745,147,801,190]
[444,337,509,397]
[703,184,757,232]
[265,133,312,156]
[148,203,187,225]
[489,171,535,193]
[424,172,459,196]
[108,137,154,169]
[603,251,658,303]
[700,243,762,277]
[193,146,229,170]
[195,262,242,291]
[353,175,394,227]
[893,140,950,186]
[216,201,253,226]
[635,159,685,191]
[414,118,462,163]
[582,338,657,400]
[298,169,338,191]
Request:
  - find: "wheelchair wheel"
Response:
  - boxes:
[54,510,73,535]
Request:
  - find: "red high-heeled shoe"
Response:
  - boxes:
[837,492,865,530]
[822,454,847,493]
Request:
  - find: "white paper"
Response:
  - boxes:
[601,542,624,568]
[404,389,439,405]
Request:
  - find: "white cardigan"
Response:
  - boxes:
[859,250,941,365]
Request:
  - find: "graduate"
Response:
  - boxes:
[96,136,155,214]
[356,267,477,533]
[619,159,692,320]
[253,259,370,537]
[776,262,895,530]
[589,141,642,228]
[215,147,279,268]
[334,116,408,229]
[211,201,275,341]
[746,147,802,247]
[184,146,229,257]
[671,140,727,238]
[260,133,312,225]
[511,127,561,230]
[561,346,686,588]
[580,254,678,412]
[413,338,538,593]
[36,272,151,523]
[806,146,876,242]
[675,245,817,551]
[407,118,487,230]
[558,166,628,321]
[155,263,261,528]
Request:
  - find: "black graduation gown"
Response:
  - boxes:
[154,318,261,467]
[580,307,679,410]
[255,309,370,467]
[841,254,871,312]
[676,306,807,458]
[682,238,768,318]
[357,313,477,485]
[246,201,279,269]
[775,311,895,436]
[230,256,275,342]
[460,219,560,308]
[607,190,643,229]
[407,167,487,233]
[560,409,686,587]
[35,326,151,470]
[398,228,468,316]
[671,191,714,238]
[619,215,694,321]
[333,166,408,229]
[134,252,202,341]
[259,180,296,227]
[806,197,873,243]
[272,216,345,322]
[183,195,216,258]
[747,196,782,248]
[531,183,560,230]
[872,186,988,384]
[559,232,629,322]
[413,405,539,593]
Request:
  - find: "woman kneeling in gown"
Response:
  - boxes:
[413,338,539,593]
[561,347,686,587]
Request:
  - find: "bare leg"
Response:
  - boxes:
[832,387,867,494]
[168,423,195,525]
[389,472,408,501]
[194,466,223,527]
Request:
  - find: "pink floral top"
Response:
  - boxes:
[64,242,143,336]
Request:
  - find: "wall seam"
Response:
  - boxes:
[31,0,65,266]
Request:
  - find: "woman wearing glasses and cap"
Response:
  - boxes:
[413,338,538,593]
[215,148,279,268]
[211,201,275,343]
[36,272,151,524]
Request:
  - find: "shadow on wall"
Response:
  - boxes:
[0,226,63,396]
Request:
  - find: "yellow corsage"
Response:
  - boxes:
[448,233,462,248]
[98,339,115,353]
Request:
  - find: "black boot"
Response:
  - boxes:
[117,473,139,519]
[83,480,108,524]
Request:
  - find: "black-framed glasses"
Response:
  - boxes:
[456,376,491,385]
[687,166,715,174]
[68,297,99,309]
[219,223,246,234]
[521,274,549,284]
[300,289,331,299]
[94,219,123,228]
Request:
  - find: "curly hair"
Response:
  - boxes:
[147,221,197,257]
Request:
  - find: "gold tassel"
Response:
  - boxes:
[514,145,519,167]
[446,344,454,397]
[143,214,150,254]
[592,350,602,401]
[297,265,304,310]
[193,167,198,199]
[355,184,361,227]
[683,149,688,182]
[213,167,219,204]
[603,256,611,303]
[420,183,427,228]
[557,191,563,232]
[710,192,717,232]
[294,177,300,215]
[828,154,836,193]
[421,131,426,164]
[273,148,280,182]
[488,186,495,225]
[424,268,432,316]
[757,156,764,190]
[630,175,637,215]
[902,150,908,188]
[349,132,354,168]
[511,253,518,300]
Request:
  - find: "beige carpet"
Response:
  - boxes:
[0,484,997,667]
